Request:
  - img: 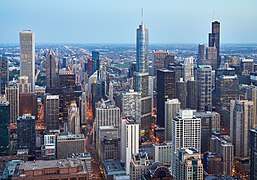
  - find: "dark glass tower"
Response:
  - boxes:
[157,69,176,127]
[92,51,100,73]
[208,21,220,69]
[0,97,9,155]
[46,49,58,92]
[250,128,257,180]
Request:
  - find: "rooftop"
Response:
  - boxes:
[102,160,126,175]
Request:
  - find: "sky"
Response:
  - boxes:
[0,0,257,44]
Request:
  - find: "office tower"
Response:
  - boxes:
[129,62,137,78]
[44,94,60,131]
[175,148,203,180]
[250,128,257,180]
[19,30,35,92]
[59,71,76,91]
[208,21,220,69]
[120,117,139,174]
[42,134,56,160]
[0,97,9,155]
[148,76,156,109]
[210,135,234,175]
[0,56,9,94]
[172,110,201,172]
[130,153,151,179]
[157,69,176,127]
[194,111,220,153]
[62,57,67,68]
[164,54,175,68]
[183,57,194,82]
[153,142,172,166]
[206,46,218,70]
[165,99,181,141]
[80,92,87,125]
[152,50,169,75]
[186,77,198,110]
[6,86,19,124]
[216,75,239,111]
[68,101,80,134]
[241,59,254,75]
[92,51,100,72]
[19,93,37,117]
[17,114,36,155]
[122,89,141,124]
[197,65,212,111]
[168,63,184,82]
[175,78,187,109]
[100,137,120,161]
[230,100,253,158]
[197,43,205,65]
[95,100,120,127]
[109,81,113,102]
[17,76,31,93]
[57,133,85,159]
[46,49,58,92]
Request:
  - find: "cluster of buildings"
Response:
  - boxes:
[0,17,257,180]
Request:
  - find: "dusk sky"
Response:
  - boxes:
[1,0,257,44]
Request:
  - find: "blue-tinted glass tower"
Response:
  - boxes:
[0,98,10,155]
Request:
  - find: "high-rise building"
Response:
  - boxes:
[230,100,253,158]
[19,93,38,117]
[108,81,113,102]
[122,89,141,124]
[210,135,234,175]
[194,111,220,153]
[92,51,100,73]
[80,92,87,125]
[241,59,254,75]
[172,110,201,172]
[19,30,35,92]
[197,65,212,111]
[95,100,120,128]
[206,46,218,70]
[175,78,187,109]
[186,77,198,110]
[197,44,205,65]
[6,85,19,124]
[130,153,151,179]
[164,54,175,68]
[175,148,203,180]
[165,98,181,141]
[17,114,36,155]
[183,57,194,82]
[250,128,257,180]
[17,76,31,93]
[0,56,9,95]
[46,49,58,92]
[120,116,139,174]
[44,94,60,131]
[68,101,80,134]
[152,50,169,75]
[208,21,220,69]
[153,142,172,166]
[157,69,176,127]
[0,96,9,155]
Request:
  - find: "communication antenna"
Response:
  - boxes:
[141,8,144,24]
[212,11,215,21]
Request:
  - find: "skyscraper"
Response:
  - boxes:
[0,56,9,95]
[186,77,198,110]
[197,44,205,65]
[120,116,139,174]
[152,50,168,75]
[230,99,253,158]
[68,101,80,134]
[175,78,187,109]
[19,30,35,92]
[183,57,194,82]
[208,21,220,69]
[0,96,9,155]
[17,76,31,93]
[164,99,180,141]
[17,114,36,155]
[122,89,141,124]
[197,65,212,111]
[46,49,58,92]
[250,128,257,180]
[44,94,60,131]
[92,51,100,73]
[6,85,19,124]
[157,69,176,127]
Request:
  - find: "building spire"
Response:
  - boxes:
[141,8,144,25]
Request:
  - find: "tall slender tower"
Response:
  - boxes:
[46,49,58,92]
[208,21,220,69]
[0,56,9,95]
[20,30,35,92]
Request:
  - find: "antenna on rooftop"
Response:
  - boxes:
[212,11,215,21]
[141,8,144,24]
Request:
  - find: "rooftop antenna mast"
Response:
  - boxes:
[212,11,215,21]
[141,8,144,24]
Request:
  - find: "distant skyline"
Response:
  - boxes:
[1,0,257,44]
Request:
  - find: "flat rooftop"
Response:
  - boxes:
[102,160,126,175]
